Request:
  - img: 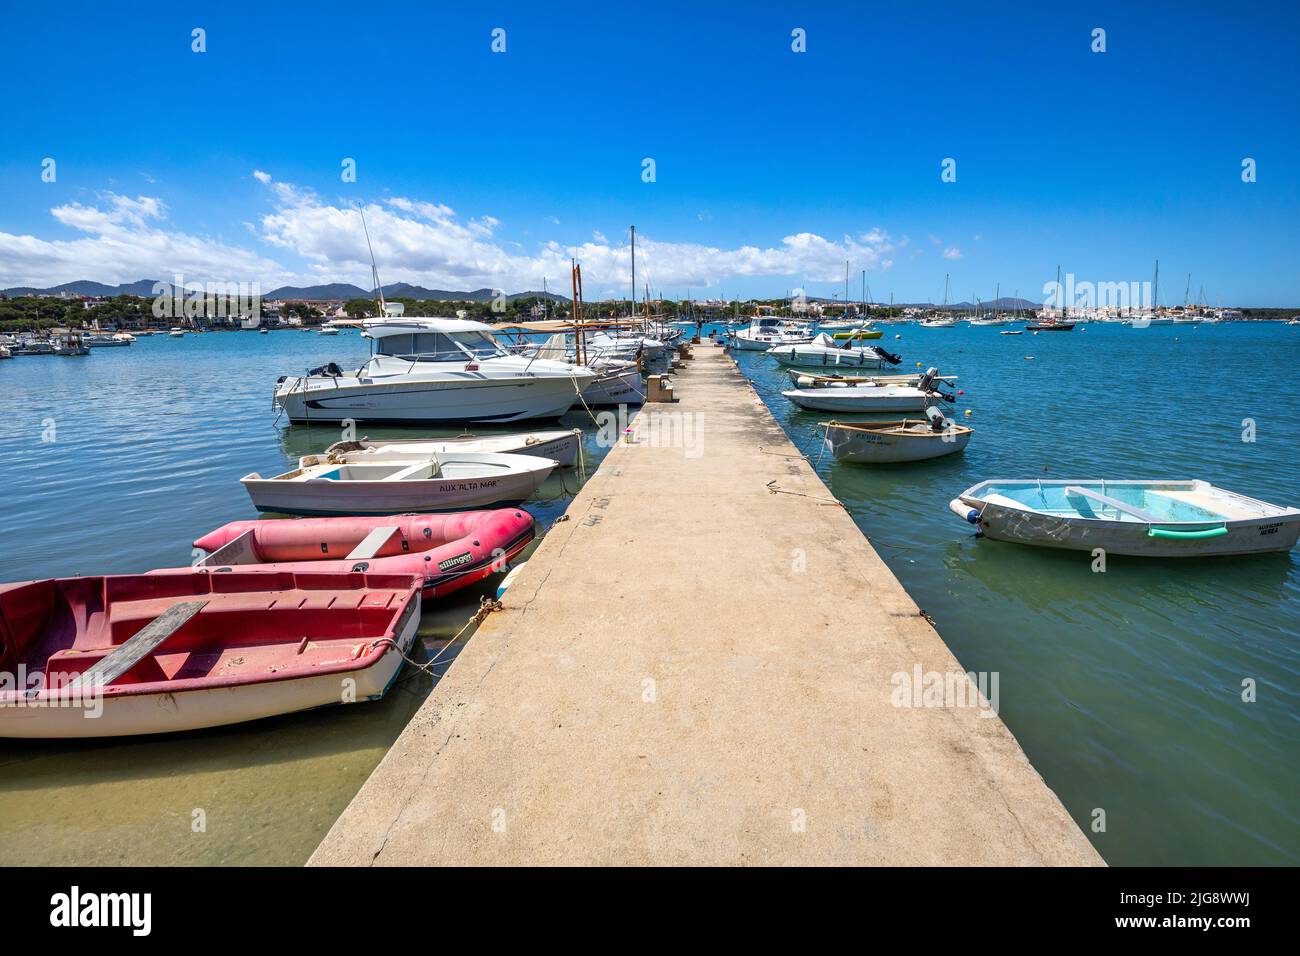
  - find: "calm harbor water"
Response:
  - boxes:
[1,323,1297,865]
[733,320,1300,866]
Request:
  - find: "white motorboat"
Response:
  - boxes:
[822,408,973,463]
[518,333,646,405]
[318,326,340,335]
[169,328,186,337]
[272,317,596,425]
[242,451,558,516]
[579,364,646,405]
[83,332,132,347]
[949,480,1300,557]
[730,316,814,351]
[767,333,901,370]
[311,428,583,468]
[783,367,954,413]
[919,316,958,328]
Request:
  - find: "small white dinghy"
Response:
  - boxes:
[822,408,973,464]
[313,429,581,468]
[783,367,954,413]
[949,479,1300,557]
[242,452,558,516]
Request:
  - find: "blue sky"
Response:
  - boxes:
[1,1,1297,303]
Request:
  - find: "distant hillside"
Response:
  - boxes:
[2,279,163,297]
[264,283,370,300]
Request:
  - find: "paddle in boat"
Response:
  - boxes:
[241,451,557,516]
[158,510,534,598]
[949,479,1300,557]
[313,428,582,468]
[0,571,423,737]
[783,367,955,413]
[822,407,973,464]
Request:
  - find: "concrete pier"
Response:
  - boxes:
[310,344,1102,866]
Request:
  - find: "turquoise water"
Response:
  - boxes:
[1,323,1297,865]
[731,320,1300,866]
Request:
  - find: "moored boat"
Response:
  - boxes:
[315,428,583,468]
[241,451,558,515]
[782,367,954,413]
[822,409,973,463]
[273,317,595,425]
[0,571,423,737]
[948,479,1300,557]
[768,333,901,370]
[169,510,534,598]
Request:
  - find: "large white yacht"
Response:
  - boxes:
[273,317,597,424]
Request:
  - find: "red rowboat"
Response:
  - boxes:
[161,510,534,598]
[0,571,422,738]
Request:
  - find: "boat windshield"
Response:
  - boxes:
[376,330,505,362]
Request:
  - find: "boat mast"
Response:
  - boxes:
[358,202,386,317]
[629,225,637,320]
[844,260,849,317]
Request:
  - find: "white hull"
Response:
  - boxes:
[784,387,937,413]
[276,374,586,425]
[242,453,557,515]
[951,480,1300,557]
[824,421,972,463]
[317,429,582,467]
[770,347,888,370]
[581,366,646,405]
[0,598,420,738]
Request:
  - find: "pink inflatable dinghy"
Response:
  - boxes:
[156,510,534,598]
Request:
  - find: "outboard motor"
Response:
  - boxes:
[873,346,902,366]
[308,362,344,377]
[919,367,957,403]
[925,405,948,432]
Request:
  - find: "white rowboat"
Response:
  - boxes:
[242,452,558,516]
[312,429,582,468]
[822,411,973,463]
[949,479,1300,557]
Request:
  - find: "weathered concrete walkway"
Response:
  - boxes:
[310,344,1102,866]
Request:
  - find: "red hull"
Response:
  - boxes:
[163,510,534,598]
[0,572,420,700]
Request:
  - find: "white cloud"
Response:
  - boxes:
[942,246,963,260]
[0,173,899,295]
[0,191,293,288]
[253,174,897,294]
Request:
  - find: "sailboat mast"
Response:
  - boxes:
[629,225,637,320]
[358,202,386,316]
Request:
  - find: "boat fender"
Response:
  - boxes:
[948,498,980,523]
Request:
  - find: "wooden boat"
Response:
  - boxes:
[314,428,582,468]
[822,409,973,463]
[949,480,1300,557]
[0,571,422,737]
[160,510,534,598]
[782,367,954,413]
[242,452,557,516]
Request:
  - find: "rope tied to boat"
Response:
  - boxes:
[383,595,505,679]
